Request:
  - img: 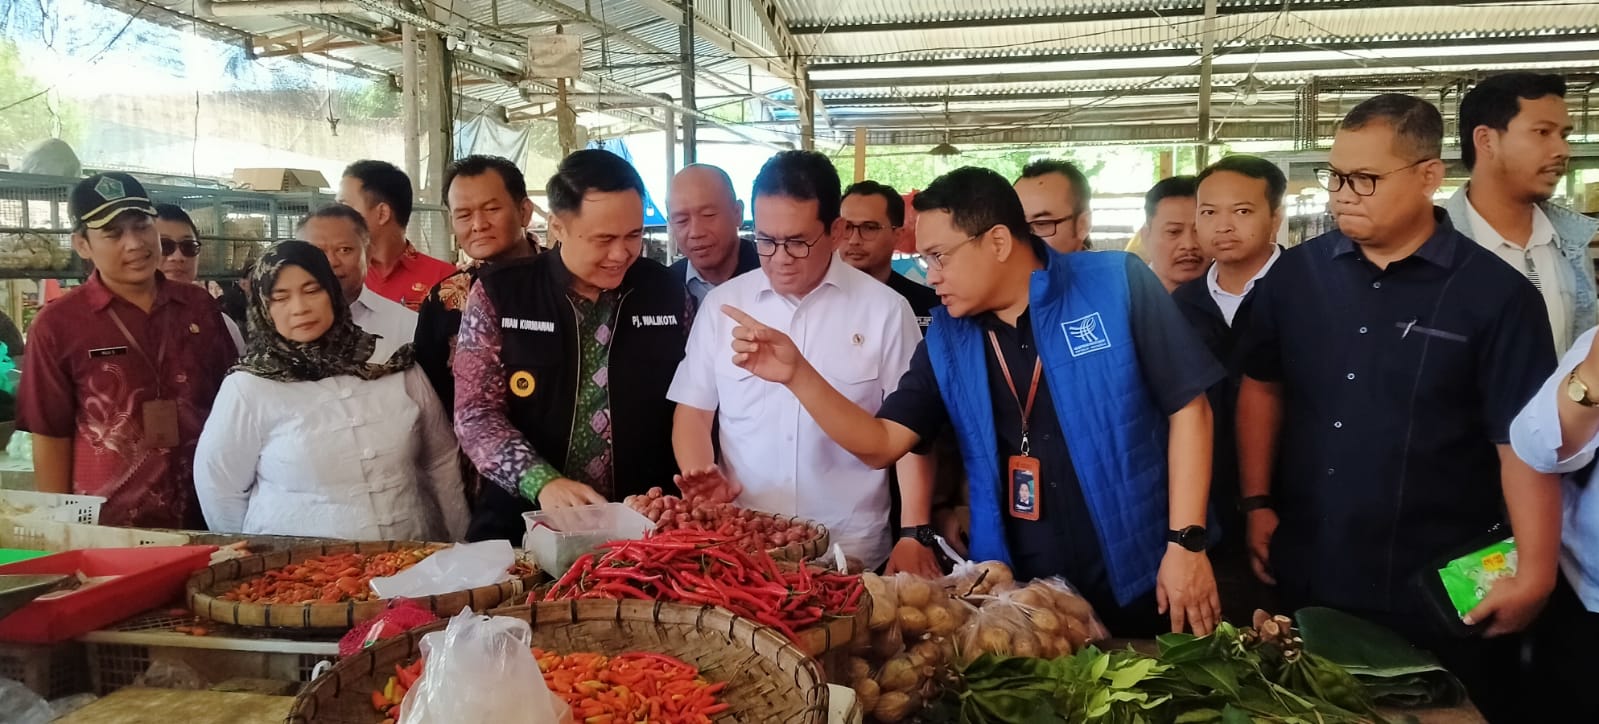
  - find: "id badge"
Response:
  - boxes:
[142,399,180,449]
[1007,455,1041,521]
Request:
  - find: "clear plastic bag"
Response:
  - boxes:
[939,560,1014,597]
[997,576,1112,643]
[0,678,51,724]
[370,540,514,599]
[398,608,570,724]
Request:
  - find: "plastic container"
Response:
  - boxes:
[522,503,653,577]
[0,546,217,643]
[0,490,106,525]
[0,517,191,553]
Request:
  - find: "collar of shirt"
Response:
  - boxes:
[350,285,377,319]
[370,241,421,280]
[1463,193,1557,252]
[81,271,185,313]
[1206,244,1282,301]
[754,254,848,305]
[1328,207,1460,269]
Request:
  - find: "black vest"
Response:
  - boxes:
[465,250,689,542]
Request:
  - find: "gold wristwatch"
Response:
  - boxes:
[1567,369,1599,407]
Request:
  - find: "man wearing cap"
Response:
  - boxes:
[16,173,237,529]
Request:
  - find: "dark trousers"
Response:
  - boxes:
[1209,539,1279,626]
[1527,574,1599,723]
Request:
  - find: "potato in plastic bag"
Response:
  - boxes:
[999,576,1113,644]
[400,608,570,724]
[954,599,1036,663]
[940,560,1013,597]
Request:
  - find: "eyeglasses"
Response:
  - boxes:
[843,221,891,241]
[754,229,826,259]
[1315,159,1432,197]
[161,239,202,257]
[1027,214,1077,238]
[922,234,983,272]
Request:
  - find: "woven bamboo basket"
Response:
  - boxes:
[186,540,537,630]
[761,513,829,562]
[287,599,830,724]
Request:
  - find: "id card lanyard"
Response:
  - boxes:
[108,309,179,449]
[988,330,1043,521]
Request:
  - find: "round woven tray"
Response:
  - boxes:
[760,512,829,562]
[186,540,537,630]
[287,599,830,724]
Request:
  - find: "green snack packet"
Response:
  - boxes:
[1437,537,1516,617]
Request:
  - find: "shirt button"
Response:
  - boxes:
[351,416,363,426]
[339,388,353,399]
[1327,467,1336,476]
[1358,326,1368,334]
[361,448,375,460]
[174,373,187,384]
[1346,373,1356,380]
[1372,281,1382,289]
[1333,421,1343,429]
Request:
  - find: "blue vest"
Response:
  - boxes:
[926,250,1169,605]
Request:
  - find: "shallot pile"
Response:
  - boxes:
[624,487,818,552]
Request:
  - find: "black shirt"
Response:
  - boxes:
[879,253,1223,605]
[885,272,941,332]
[1235,209,1555,614]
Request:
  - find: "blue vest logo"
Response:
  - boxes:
[1062,312,1111,357]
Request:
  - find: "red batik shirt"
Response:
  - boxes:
[365,241,457,311]
[17,273,237,528]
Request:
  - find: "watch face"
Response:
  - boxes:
[1180,527,1207,550]
[1570,377,1588,403]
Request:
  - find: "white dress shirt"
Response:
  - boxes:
[351,286,419,363]
[1510,326,1599,613]
[1464,200,1571,354]
[1206,245,1280,326]
[668,259,921,570]
[194,363,469,541]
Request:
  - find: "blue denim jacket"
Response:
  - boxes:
[1445,186,1599,351]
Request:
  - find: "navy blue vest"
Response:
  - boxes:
[926,250,1169,605]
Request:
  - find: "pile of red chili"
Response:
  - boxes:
[541,529,864,641]
[369,649,725,724]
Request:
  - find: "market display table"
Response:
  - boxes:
[77,609,338,694]
[56,688,293,724]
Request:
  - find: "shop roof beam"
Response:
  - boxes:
[810,47,1599,91]
[861,119,1342,146]
[510,0,797,113]
[790,0,1525,35]
[808,29,1599,72]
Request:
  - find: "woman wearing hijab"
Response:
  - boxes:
[194,240,468,541]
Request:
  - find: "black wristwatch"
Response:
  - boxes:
[900,525,936,547]
[1166,525,1208,552]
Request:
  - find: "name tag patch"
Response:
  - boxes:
[631,315,678,328]
[89,346,128,358]
[1062,312,1112,357]
[501,317,556,333]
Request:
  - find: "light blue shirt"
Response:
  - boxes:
[1509,325,1599,612]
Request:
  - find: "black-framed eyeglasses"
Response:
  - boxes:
[1315,159,1432,197]
[754,229,826,259]
[923,234,983,272]
[161,239,202,257]
[1027,214,1077,238]
[843,221,892,242]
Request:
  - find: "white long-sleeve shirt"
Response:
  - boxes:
[351,286,418,364]
[194,364,468,541]
[1509,326,1599,612]
[667,258,921,570]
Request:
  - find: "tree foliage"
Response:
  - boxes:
[0,38,81,159]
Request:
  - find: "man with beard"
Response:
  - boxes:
[1141,176,1207,292]
[1446,72,1596,355]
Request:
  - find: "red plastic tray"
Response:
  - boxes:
[0,545,216,643]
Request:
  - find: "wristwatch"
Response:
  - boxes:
[899,525,937,547]
[1568,369,1599,408]
[1166,525,1208,552]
